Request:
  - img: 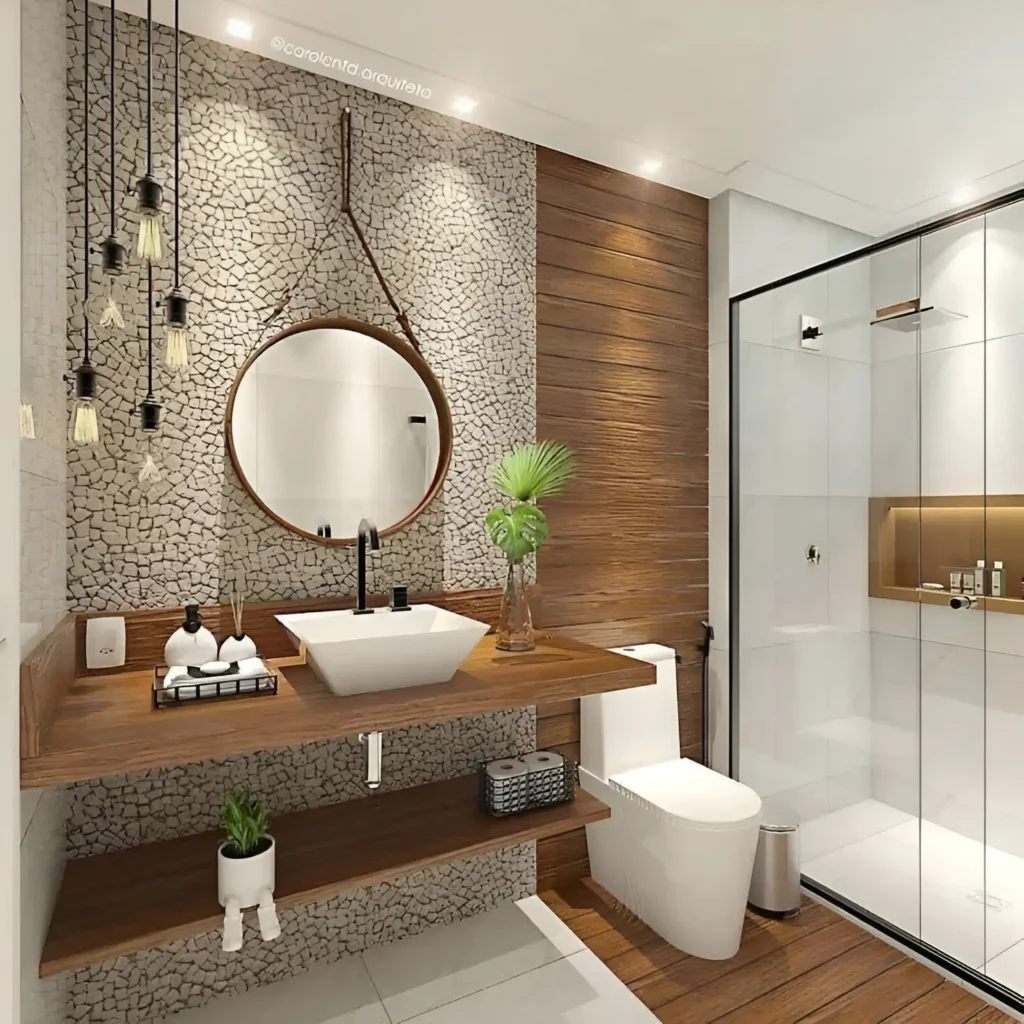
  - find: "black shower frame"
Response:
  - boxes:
[727,183,1024,1015]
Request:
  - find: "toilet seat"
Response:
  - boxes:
[611,758,762,831]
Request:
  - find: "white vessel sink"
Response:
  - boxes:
[275,604,490,697]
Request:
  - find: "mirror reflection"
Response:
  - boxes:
[229,324,445,541]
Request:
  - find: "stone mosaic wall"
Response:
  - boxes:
[66,708,534,858]
[66,843,535,1024]
[67,1,536,611]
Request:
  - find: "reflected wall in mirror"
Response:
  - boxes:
[226,318,452,544]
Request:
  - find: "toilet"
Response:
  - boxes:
[580,643,762,961]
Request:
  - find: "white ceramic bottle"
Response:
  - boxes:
[164,604,219,667]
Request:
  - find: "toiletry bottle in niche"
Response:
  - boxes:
[975,559,987,596]
[950,571,962,594]
[962,569,975,595]
[164,604,219,668]
[992,561,1005,598]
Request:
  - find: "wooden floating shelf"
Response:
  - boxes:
[40,774,610,976]
[873,584,1024,615]
[21,633,653,787]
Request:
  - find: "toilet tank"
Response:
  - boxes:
[580,643,680,780]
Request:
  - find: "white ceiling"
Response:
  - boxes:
[115,0,1024,236]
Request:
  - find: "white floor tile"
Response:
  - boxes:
[800,798,914,862]
[515,894,588,957]
[404,950,658,1024]
[362,900,571,1022]
[150,957,388,1024]
[986,940,1024,992]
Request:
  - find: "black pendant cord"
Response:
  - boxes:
[145,0,152,175]
[108,0,115,236]
[83,0,90,364]
[173,0,180,288]
[147,262,154,398]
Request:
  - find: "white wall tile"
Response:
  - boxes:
[708,494,728,650]
[740,344,828,498]
[985,332,1024,495]
[738,291,773,346]
[920,640,984,843]
[828,499,869,633]
[919,342,984,496]
[708,193,730,347]
[828,360,871,497]
[707,647,730,774]
[869,239,919,315]
[708,341,729,499]
[920,218,985,352]
[986,651,1024,859]
[739,496,829,650]
[986,200,1024,341]
[870,631,919,816]
[871,353,919,498]
[869,597,919,639]
[984,609,1024,657]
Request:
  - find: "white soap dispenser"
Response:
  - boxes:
[164,604,219,668]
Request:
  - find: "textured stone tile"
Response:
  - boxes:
[66,708,536,857]
[66,2,536,611]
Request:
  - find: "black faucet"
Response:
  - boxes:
[354,518,380,615]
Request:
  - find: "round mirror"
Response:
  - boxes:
[226,317,452,544]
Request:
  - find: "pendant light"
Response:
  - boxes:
[164,0,190,370]
[99,0,125,329]
[138,260,164,489]
[135,0,163,262]
[71,1,100,448]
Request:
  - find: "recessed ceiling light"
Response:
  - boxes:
[639,159,662,176]
[948,186,975,206]
[451,97,478,115]
[226,18,253,40]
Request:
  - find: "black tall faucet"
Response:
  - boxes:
[354,518,380,614]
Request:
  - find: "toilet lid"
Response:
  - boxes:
[611,758,762,827]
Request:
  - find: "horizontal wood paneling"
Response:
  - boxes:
[537,204,705,275]
[536,149,708,890]
[538,234,705,296]
[539,324,706,376]
[539,149,709,221]
[539,294,706,348]
[538,173,707,247]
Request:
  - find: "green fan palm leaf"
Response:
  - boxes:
[492,440,575,502]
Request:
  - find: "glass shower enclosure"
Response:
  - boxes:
[730,190,1024,1009]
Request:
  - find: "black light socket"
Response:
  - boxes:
[100,234,126,275]
[139,395,162,432]
[166,287,189,328]
[74,362,97,400]
[136,173,163,214]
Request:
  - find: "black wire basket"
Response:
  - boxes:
[480,753,578,817]
[152,659,278,709]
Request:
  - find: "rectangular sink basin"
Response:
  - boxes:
[275,604,490,697]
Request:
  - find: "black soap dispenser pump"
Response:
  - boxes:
[164,603,219,668]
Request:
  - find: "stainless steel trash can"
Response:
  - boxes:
[748,808,800,918]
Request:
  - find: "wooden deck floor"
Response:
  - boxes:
[540,883,1018,1023]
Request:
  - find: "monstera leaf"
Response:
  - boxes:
[486,503,550,561]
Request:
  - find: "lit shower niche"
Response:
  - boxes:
[868,495,1024,613]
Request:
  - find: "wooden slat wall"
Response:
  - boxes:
[534,148,709,890]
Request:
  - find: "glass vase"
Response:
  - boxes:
[496,559,534,652]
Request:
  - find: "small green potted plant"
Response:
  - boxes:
[486,440,575,651]
[217,791,274,912]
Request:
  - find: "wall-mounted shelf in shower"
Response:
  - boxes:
[869,494,1024,613]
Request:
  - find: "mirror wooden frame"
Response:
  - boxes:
[225,316,453,546]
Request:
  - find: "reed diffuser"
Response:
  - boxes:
[219,583,258,662]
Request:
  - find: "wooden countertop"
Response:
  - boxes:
[41,774,611,976]
[21,634,653,787]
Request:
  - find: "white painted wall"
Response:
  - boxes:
[709,191,872,823]
[1,0,21,1017]
[19,0,68,1019]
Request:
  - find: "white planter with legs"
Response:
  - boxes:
[218,836,275,908]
